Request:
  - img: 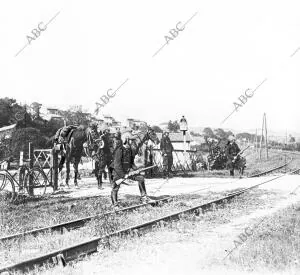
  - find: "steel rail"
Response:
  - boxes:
[0,159,292,243]
[248,158,293,177]
[0,196,172,243]
[1,167,299,274]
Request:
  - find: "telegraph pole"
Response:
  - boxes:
[264,113,268,159]
[259,113,268,160]
[255,128,258,153]
[259,117,264,160]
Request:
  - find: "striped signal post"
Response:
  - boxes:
[179,116,188,169]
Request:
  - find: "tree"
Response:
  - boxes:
[10,127,47,159]
[167,120,180,132]
[151,125,163,133]
[214,128,227,139]
[0,98,26,127]
[203,127,215,138]
[289,135,296,143]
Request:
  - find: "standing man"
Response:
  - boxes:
[160,130,174,178]
[143,140,154,177]
[110,132,153,207]
[225,135,241,176]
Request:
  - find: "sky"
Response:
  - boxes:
[0,0,300,133]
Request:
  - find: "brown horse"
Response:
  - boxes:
[93,125,159,188]
[123,125,160,161]
[58,125,98,187]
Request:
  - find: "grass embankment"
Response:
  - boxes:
[0,193,112,237]
[0,192,215,267]
[5,189,282,274]
[227,203,300,274]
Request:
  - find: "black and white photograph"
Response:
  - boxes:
[1,0,300,274]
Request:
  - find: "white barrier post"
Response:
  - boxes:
[19,151,24,166]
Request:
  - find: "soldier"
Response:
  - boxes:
[143,140,154,177]
[225,135,241,176]
[160,130,174,178]
[110,132,153,207]
[92,130,106,189]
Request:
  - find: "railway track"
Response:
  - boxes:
[0,160,292,243]
[1,163,298,274]
[0,196,172,242]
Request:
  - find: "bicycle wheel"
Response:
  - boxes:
[24,167,48,196]
[0,172,16,202]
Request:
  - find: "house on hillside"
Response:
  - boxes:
[41,107,64,123]
[112,120,122,132]
[90,116,104,126]
[103,115,114,127]
[126,118,146,130]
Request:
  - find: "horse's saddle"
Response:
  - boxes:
[54,127,77,152]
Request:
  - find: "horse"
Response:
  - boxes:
[57,124,98,187]
[122,125,160,158]
[92,125,159,190]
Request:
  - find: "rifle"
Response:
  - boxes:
[232,145,250,163]
[115,165,157,186]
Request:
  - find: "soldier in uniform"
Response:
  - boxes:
[143,140,154,177]
[110,132,153,207]
[92,130,106,189]
[160,130,174,178]
[225,135,241,176]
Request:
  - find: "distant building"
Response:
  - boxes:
[41,107,64,122]
[112,120,122,132]
[46,107,60,116]
[103,115,114,127]
[126,118,146,129]
[90,116,104,126]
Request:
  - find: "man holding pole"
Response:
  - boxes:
[110,133,154,207]
[225,135,241,176]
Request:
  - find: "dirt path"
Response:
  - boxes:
[51,173,295,201]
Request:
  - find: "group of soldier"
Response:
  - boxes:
[54,124,243,207]
[207,135,244,176]
[55,125,175,207]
